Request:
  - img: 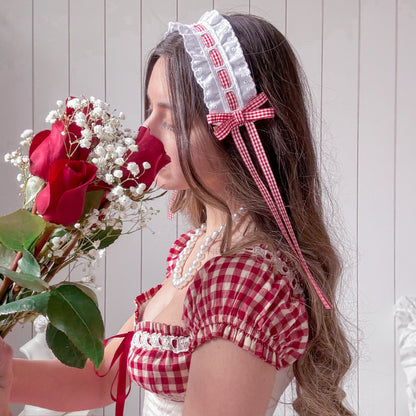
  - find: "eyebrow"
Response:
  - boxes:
[146,93,171,110]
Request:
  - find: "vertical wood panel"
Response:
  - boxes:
[0,2,34,414]
[286,0,323,160]
[69,0,105,97]
[395,1,416,414]
[33,0,69,131]
[140,1,178,294]
[104,2,143,414]
[68,0,106,294]
[0,1,33,217]
[178,0,213,23]
[69,2,106,414]
[321,1,359,412]
[285,3,323,414]
[33,0,73,347]
[249,0,286,31]
[213,0,249,14]
[358,0,396,414]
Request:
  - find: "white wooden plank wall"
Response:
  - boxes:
[0,1,414,415]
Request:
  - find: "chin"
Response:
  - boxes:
[155,175,189,191]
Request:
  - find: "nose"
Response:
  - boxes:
[142,113,159,137]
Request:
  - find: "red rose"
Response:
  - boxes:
[29,120,90,180]
[36,160,97,226]
[120,126,170,189]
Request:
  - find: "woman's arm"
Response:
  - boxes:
[11,313,135,412]
[183,339,291,416]
[0,337,13,416]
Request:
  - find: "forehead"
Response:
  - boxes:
[147,57,170,103]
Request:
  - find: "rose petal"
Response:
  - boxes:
[120,126,170,189]
[29,119,91,180]
[36,160,97,226]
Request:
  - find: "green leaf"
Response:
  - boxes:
[24,176,45,207]
[0,266,49,292]
[58,282,99,307]
[0,291,50,316]
[46,323,87,369]
[0,243,17,269]
[0,209,46,251]
[78,225,121,252]
[82,190,105,215]
[47,284,104,369]
[18,248,41,277]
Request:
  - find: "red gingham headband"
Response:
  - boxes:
[167,10,332,309]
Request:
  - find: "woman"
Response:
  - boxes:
[7,10,354,416]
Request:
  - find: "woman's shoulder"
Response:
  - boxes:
[190,246,303,297]
[182,247,309,370]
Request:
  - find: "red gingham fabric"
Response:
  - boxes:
[201,33,215,48]
[193,24,206,32]
[225,91,238,110]
[127,231,309,400]
[209,48,223,67]
[217,69,231,89]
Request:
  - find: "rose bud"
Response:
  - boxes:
[120,126,170,189]
[36,159,97,226]
[29,120,90,180]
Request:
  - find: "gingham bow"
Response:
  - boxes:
[207,92,332,310]
[207,92,275,140]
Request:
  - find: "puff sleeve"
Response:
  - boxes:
[182,251,309,370]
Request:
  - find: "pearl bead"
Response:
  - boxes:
[172,208,245,288]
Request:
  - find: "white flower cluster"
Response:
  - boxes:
[4,96,163,287]
[61,97,151,201]
[4,129,33,188]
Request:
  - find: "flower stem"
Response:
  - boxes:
[0,251,23,304]
[43,232,80,283]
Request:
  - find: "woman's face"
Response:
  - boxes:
[145,57,224,194]
[145,57,188,191]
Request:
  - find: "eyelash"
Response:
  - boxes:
[161,120,175,132]
[145,108,176,132]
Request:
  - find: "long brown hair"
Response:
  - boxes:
[145,13,355,416]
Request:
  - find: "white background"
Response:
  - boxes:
[0,1,414,415]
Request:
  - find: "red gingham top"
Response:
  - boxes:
[127,231,309,401]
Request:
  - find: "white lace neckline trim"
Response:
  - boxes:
[131,330,191,354]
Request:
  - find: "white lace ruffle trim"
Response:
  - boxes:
[166,10,256,113]
[131,330,191,354]
[247,247,303,296]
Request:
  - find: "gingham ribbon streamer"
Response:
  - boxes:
[207,92,332,309]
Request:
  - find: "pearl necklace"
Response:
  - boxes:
[172,209,244,289]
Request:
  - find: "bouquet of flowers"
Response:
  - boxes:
[0,97,170,369]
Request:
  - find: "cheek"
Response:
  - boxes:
[155,141,188,190]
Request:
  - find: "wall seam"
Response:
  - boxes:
[356,0,361,413]
[393,0,398,414]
